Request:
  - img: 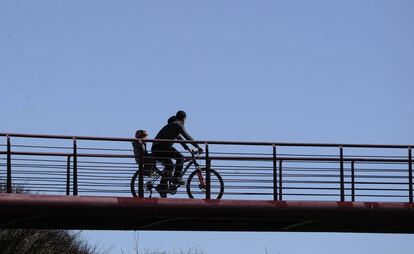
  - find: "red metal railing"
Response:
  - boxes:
[0,132,413,202]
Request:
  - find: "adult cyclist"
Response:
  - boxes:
[151,110,203,197]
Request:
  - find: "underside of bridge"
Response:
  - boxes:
[1,194,414,233]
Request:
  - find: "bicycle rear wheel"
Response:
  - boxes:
[131,170,156,197]
[186,168,224,199]
[130,170,140,197]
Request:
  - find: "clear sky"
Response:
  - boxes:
[1,0,414,253]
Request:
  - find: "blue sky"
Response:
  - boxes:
[1,0,414,253]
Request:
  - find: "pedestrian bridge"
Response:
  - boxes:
[0,133,413,233]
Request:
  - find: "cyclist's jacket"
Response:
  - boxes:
[151,116,200,151]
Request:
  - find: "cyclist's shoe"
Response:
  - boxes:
[172,177,185,186]
[169,188,177,195]
[159,192,167,198]
[155,184,168,198]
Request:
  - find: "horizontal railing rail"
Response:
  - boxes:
[0,151,412,163]
[1,132,413,148]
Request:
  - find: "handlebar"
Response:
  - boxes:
[189,149,203,157]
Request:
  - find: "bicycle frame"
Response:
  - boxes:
[146,152,204,192]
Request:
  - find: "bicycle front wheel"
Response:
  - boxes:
[186,168,224,199]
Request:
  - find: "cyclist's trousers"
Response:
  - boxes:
[151,146,184,186]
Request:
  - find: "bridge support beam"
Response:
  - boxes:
[1,194,414,233]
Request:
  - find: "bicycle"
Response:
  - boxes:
[130,150,224,199]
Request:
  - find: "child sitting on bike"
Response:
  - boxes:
[132,130,155,177]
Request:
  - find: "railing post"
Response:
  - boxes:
[278,160,283,201]
[339,146,345,202]
[409,147,413,203]
[66,155,72,195]
[138,141,144,198]
[6,135,12,193]
[73,138,78,196]
[205,143,211,200]
[351,160,355,202]
[272,145,278,201]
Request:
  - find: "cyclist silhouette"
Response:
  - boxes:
[151,110,202,197]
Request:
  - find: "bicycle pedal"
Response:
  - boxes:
[146,181,153,191]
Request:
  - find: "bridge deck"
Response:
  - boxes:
[1,193,414,233]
